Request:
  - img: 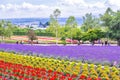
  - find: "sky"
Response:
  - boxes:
[0,0,120,19]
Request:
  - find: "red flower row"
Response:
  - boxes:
[0,60,77,80]
[0,60,102,80]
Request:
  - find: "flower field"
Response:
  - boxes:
[0,52,120,80]
[9,36,77,44]
[10,36,62,44]
[0,44,120,64]
[0,44,120,79]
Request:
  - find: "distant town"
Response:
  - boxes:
[1,18,83,30]
[17,21,50,30]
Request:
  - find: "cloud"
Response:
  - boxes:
[60,0,105,8]
[0,0,120,18]
[58,0,120,17]
[0,2,49,11]
[104,0,120,11]
[0,5,5,11]
[0,2,53,18]
[88,2,105,8]
[57,0,106,17]
[60,0,87,6]
[108,0,120,6]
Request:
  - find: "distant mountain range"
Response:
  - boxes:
[1,18,83,28]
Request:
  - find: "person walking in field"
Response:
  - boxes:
[101,42,104,46]
[20,40,23,44]
[105,41,108,46]
[16,41,19,44]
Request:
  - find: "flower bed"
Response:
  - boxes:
[0,52,120,79]
[0,44,120,65]
[0,60,77,80]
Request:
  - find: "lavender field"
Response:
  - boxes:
[0,44,120,64]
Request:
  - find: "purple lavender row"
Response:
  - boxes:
[0,44,120,64]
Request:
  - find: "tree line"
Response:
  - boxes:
[0,7,120,46]
[47,8,120,46]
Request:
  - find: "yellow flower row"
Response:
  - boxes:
[0,52,81,75]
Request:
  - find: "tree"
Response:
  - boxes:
[61,36,66,45]
[82,29,104,45]
[110,11,120,46]
[0,20,4,42]
[92,28,105,39]
[57,27,66,37]
[27,29,37,44]
[100,7,114,27]
[83,29,97,44]
[72,28,82,45]
[100,7,114,39]
[46,15,57,34]
[0,20,13,42]
[4,21,13,38]
[81,13,100,32]
[65,16,77,44]
[53,9,61,44]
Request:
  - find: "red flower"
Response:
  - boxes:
[32,73,36,76]
[94,78,102,80]
[79,75,86,79]
[50,77,56,80]
[23,78,31,80]
[68,77,73,80]
[60,75,66,79]
[71,74,77,78]
[2,78,7,80]
[0,76,2,78]
[66,73,70,77]
[87,77,92,80]
[18,76,24,79]
[48,70,53,73]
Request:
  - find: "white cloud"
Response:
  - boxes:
[57,0,106,17]
[108,0,120,6]
[104,0,120,11]
[0,2,49,11]
[0,5,5,9]
[60,0,105,8]
[61,0,87,6]
[0,2,53,18]
[0,0,120,18]
[88,2,105,8]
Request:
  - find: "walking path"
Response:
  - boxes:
[25,43,118,46]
